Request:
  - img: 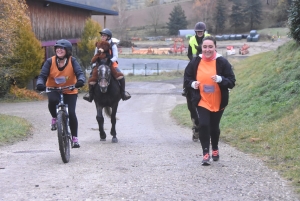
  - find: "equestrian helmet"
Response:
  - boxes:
[100,28,112,40]
[194,22,206,32]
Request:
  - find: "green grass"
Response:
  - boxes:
[0,114,32,146]
[171,40,300,193]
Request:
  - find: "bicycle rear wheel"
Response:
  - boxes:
[57,110,71,163]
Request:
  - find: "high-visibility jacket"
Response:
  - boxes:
[189,32,210,57]
[46,56,78,94]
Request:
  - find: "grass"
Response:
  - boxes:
[171,40,300,193]
[0,114,32,146]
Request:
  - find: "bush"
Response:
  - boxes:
[288,1,300,43]
[0,70,13,98]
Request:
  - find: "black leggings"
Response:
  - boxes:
[196,106,224,154]
[47,92,78,137]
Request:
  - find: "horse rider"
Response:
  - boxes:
[83,28,131,102]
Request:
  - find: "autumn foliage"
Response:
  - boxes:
[77,18,102,70]
[0,0,44,97]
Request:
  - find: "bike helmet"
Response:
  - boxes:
[99,28,112,40]
[54,39,72,57]
[194,22,206,32]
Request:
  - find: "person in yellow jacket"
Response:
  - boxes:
[182,22,210,143]
[183,22,210,96]
[36,39,86,148]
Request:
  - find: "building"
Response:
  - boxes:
[26,0,118,59]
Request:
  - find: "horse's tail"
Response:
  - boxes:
[104,106,112,118]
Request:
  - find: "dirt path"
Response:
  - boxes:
[0,80,299,200]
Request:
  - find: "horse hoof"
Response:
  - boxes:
[100,138,106,141]
[112,137,118,143]
[192,136,199,142]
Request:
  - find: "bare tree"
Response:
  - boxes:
[112,0,131,40]
[148,6,163,35]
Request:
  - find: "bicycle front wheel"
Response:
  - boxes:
[57,110,71,163]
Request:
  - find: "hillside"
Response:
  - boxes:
[92,0,282,39]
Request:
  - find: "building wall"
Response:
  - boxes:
[26,0,90,41]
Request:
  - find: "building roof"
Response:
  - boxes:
[45,0,118,15]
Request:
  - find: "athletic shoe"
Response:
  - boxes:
[212,149,219,161]
[202,153,211,166]
[51,118,57,131]
[72,136,80,148]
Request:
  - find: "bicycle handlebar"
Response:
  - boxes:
[45,85,76,93]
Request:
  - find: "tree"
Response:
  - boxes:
[77,18,102,70]
[0,0,43,89]
[10,20,44,88]
[229,0,245,33]
[214,0,227,34]
[167,4,188,36]
[192,0,217,30]
[148,6,163,35]
[112,0,131,40]
[244,0,263,30]
[273,0,291,24]
[288,0,300,43]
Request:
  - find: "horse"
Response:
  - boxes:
[93,64,121,143]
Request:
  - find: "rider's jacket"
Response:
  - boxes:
[189,32,210,58]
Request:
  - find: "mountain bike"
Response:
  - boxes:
[45,85,76,163]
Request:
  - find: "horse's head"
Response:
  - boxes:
[97,64,111,93]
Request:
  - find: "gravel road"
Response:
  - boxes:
[0,77,299,200]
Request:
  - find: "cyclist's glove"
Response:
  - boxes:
[75,80,84,88]
[36,84,46,91]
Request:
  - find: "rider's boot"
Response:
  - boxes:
[83,84,94,102]
[110,66,124,80]
[119,78,131,101]
[182,81,187,97]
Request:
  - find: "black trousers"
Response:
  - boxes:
[47,92,78,137]
[196,106,224,154]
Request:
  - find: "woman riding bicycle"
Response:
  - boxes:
[36,39,85,148]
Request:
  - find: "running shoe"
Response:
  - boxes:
[72,136,80,148]
[202,153,211,166]
[212,149,219,161]
[51,118,57,131]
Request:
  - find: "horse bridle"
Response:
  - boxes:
[97,65,111,89]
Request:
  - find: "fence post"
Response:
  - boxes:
[133,63,135,75]
[157,63,159,75]
[145,63,147,76]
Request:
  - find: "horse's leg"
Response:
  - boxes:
[186,94,199,142]
[96,104,106,141]
[110,104,118,143]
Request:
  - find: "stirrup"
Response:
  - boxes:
[121,91,131,101]
[83,94,93,102]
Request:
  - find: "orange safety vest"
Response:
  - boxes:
[46,56,78,94]
[197,60,221,112]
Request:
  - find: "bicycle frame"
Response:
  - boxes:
[45,85,75,163]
